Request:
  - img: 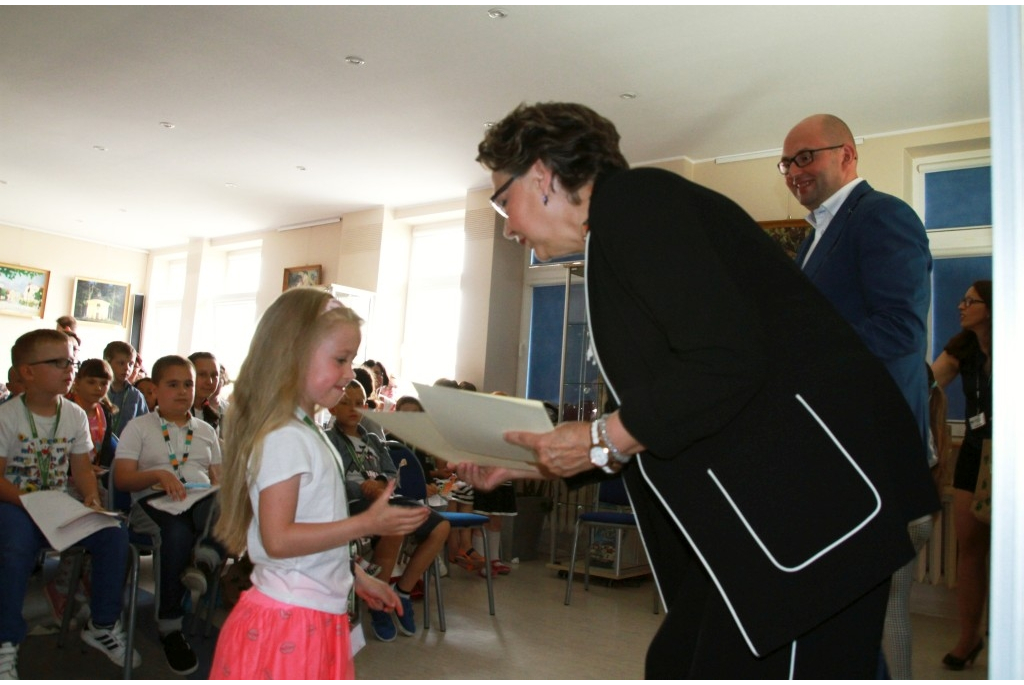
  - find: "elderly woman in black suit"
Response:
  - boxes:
[458,102,938,678]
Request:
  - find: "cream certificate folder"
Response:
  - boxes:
[361,383,553,469]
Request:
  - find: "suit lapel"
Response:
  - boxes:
[801,181,873,279]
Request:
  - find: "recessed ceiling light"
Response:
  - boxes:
[159,121,176,129]
[345,56,365,66]
[487,8,508,19]
[296,166,307,172]
[619,92,638,100]
[484,121,496,129]
[119,208,127,213]
[93,145,108,152]
[225,183,238,188]
[0,180,7,185]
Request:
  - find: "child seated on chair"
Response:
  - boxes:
[103,341,148,438]
[326,382,450,643]
[114,355,223,676]
[0,330,137,678]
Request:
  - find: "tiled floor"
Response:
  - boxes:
[17,555,987,679]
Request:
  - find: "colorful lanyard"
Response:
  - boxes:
[297,409,347,481]
[22,396,62,489]
[159,412,193,480]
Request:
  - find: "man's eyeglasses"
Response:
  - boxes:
[29,357,80,371]
[489,176,517,219]
[960,297,987,308]
[777,145,845,175]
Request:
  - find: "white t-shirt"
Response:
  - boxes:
[0,396,92,493]
[115,411,221,501]
[248,419,352,615]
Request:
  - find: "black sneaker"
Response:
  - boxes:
[160,630,198,676]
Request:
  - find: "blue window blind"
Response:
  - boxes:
[924,166,992,229]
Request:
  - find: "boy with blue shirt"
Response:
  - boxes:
[0,330,138,678]
[103,341,148,437]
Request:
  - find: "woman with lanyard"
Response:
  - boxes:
[113,355,223,676]
[932,279,993,671]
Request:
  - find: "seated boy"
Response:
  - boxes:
[103,341,148,437]
[0,330,138,678]
[114,355,223,676]
[327,382,450,642]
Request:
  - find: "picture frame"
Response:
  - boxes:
[758,219,813,260]
[72,277,131,327]
[283,264,323,291]
[0,263,50,319]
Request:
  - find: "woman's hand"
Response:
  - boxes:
[455,462,549,492]
[505,421,593,478]
[362,480,429,536]
[353,564,402,613]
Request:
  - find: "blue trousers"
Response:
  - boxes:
[0,502,129,644]
[137,495,223,622]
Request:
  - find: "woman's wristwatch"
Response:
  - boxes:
[589,415,629,474]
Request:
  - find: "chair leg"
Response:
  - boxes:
[124,546,141,680]
[564,518,583,605]
[433,557,446,631]
[57,549,86,648]
[480,527,494,616]
[422,559,432,630]
[583,525,593,592]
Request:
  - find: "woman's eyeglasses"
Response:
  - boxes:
[489,176,517,218]
[959,297,986,308]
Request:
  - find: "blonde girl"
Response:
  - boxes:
[211,288,428,680]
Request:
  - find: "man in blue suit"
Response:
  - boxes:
[781,113,933,678]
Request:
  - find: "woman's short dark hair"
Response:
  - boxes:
[477,102,629,203]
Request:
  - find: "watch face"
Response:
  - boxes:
[590,446,609,467]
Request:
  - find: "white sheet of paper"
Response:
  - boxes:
[21,490,122,552]
[145,484,220,515]
[360,384,553,469]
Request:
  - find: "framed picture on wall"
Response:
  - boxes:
[72,277,131,327]
[283,264,323,291]
[0,263,50,319]
[758,219,812,260]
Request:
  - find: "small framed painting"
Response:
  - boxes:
[72,277,131,327]
[758,219,812,260]
[283,264,323,291]
[0,263,50,319]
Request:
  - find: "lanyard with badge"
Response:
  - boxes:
[21,396,62,490]
[297,409,347,481]
[967,365,990,431]
[159,412,194,482]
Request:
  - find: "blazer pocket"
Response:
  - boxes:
[706,394,881,572]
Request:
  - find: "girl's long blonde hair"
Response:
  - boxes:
[214,287,362,554]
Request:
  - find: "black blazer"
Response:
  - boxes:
[581,168,938,656]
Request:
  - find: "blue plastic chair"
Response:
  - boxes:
[564,477,654,609]
[385,441,495,630]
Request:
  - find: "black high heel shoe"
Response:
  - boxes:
[942,639,984,670]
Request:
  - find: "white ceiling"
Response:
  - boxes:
[0,5,989,252]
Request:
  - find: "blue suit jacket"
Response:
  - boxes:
[796,181,932,452]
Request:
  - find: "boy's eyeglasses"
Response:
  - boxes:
[29,357,80,371]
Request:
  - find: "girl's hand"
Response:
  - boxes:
[155,470,187,501]
[505,422,593,478]
[363,480,429,536]
[353,564,402,613]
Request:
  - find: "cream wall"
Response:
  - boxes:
[0,222,148,364]
[677,121,991,221]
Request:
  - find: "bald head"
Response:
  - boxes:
[781,114,859,210]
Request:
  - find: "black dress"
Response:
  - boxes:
[948,335,992,491]
[576,167,938,677]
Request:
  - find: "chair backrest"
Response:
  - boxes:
[597,477,630,508]
[385,440,427,501]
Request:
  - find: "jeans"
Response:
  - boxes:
[137,495,224,622]
[0,502,128,644]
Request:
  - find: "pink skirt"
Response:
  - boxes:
[211,588,354,680]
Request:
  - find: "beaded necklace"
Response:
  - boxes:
[159,411,193,481]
